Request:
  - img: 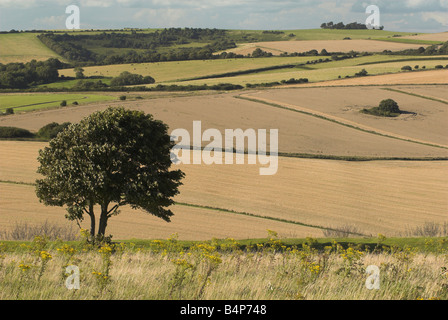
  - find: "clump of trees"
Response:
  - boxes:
[361,99,402,117]
[383,41,448,56]
[0,122,71,139]
[37,28,238,65]
[110,71,155,86]
[0,58,65,89]
[320,21,372,30]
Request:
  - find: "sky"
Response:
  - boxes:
[0,0,446,33]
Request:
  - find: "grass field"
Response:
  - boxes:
[0,93,117,113]
[56,54,448,88]
[0,33,65,64]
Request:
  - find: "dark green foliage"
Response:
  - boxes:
[0,58,64,89]
[119,95,126,100]
[72,79,109,90]
[355,69,368,76]
[37,122,71,140]
[37,28,237,65]
[320,21,368,29]
[251,48,273,58]
[35,107,185,238]
[435,65,444,69]
[5,108,14,115]
[401,65,412,71]
[379,99,400,114]
[361,99,401,117]
[60,100,67,106]
[0,126,34,138]
[111,71,155,86]
[383,41,448,56]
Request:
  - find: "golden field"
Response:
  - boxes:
[1,87,447,157]
[1,140,447,240]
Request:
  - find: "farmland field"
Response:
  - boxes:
[0,33,65,64]
[0,93,117,113]
[1,142,447,240]
[1,89,447,157]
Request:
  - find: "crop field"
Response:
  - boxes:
[1,90,447,157]
[0,33,65,64]
[0,142,447,240]
[245,85,448,147]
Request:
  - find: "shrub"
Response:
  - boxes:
[111,71,155,87]
[401,65,412,71]
[37,122,71,140]
[119,95,127,101]
[0,126,34,138]
[72,101,78,105]
[379,99,400,114]
[361,99,401,117]
[355,69,368,77]
[435,65,444,69]
[60,100,67,107]
[5,108,14,115]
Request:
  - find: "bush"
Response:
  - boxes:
[379,99,401,114]
[0,126,34,138]
[37,122,71,140]
[361,99,401,117]
[401,65,412,71]
[60,100,67,107]
[111,71,155,87]
[355,69,368,77]
[5,108,14,115]
[119,95,127,101]
[435,65,444,69]
[72,101,78,105]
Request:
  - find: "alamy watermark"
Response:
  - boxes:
[66,5,80,30]
[365,265,380,290]
[365,5,381,29]
[170,121,279,176]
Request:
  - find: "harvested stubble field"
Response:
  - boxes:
[245,85,448,147]
[1,141,447,240]
[0,90,447,158]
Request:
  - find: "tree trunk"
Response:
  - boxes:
[88,202,95,239]
[98,203,109,237]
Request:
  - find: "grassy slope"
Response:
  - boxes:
[0,33,65,64]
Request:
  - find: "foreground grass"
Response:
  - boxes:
[0,233,447,300]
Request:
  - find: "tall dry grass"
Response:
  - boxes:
[0,232,447,300]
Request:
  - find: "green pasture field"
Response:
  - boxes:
[0,33,65,64]
[0,93,116,113]
[143,57,448,86]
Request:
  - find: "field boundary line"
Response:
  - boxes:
[175,201,367,237]
[382,88,448,105]
[0,180,364,237]
[236,94,448,150]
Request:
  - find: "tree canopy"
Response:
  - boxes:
[35,107,185,240]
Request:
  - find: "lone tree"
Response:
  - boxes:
[36,107,185,240]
